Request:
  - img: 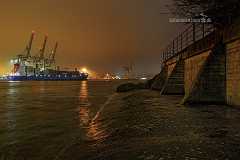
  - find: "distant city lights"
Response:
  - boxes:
[10,59,18,64]
[103,73,122,80]
[115,76,121,79]
[10,72,20,76]
[81,68,88,73]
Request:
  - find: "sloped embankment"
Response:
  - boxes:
[58,90,240,160]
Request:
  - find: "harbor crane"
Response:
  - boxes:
[49,42,58,65]
[45,42,58,69]
[123,61,134,79]
[39,35,48,59]
[11,31,59,75]
[15,31,35,61]
[26,31,35,58]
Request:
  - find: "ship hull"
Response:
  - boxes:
[6,74,88,81]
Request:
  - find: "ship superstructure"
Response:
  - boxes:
[7,31,88,81]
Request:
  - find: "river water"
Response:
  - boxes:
[0,80,125,160]
[1,81,240,160]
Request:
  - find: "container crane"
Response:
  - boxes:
[123,61,134,79]
[34,35,48,72]
[26,31,35,58]
[7,31,88,81]
[49,42,58,64]
[15,31,35,61]
[39,35,48,59]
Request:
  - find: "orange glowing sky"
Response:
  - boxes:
[0,0,183,75]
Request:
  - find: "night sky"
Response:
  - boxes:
[0,0,183,75]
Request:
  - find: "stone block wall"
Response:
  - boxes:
[226,39,240,106]
[184,51,211,97]
[183,42,226,104]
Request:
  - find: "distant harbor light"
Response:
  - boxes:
[81,68,88,73]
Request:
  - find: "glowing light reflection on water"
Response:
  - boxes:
[0,80,124,159]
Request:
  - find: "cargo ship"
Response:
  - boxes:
[5,31,88,81]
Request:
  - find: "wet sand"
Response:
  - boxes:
[58,90,240,160]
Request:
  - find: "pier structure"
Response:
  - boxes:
[154,17,240,106]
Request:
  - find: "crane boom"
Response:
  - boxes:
[54,42,58,55]
[51,42,58,62]
[40,35,48,59]
[26,31,35,57]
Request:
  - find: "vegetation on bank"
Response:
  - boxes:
[172,0,240,27]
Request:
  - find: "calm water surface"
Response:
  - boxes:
[0,80,124,160]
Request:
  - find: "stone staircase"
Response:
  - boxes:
[161,61,185,95]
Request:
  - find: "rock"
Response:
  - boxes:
[146,74,159,88]
[116,70,166,92]
[151,71,168,90]
[116,82,149,93]
[136,82,149,89]
[116,83,138,92]
[148,66,168,91]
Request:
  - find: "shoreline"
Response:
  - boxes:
[75,89,240,160]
